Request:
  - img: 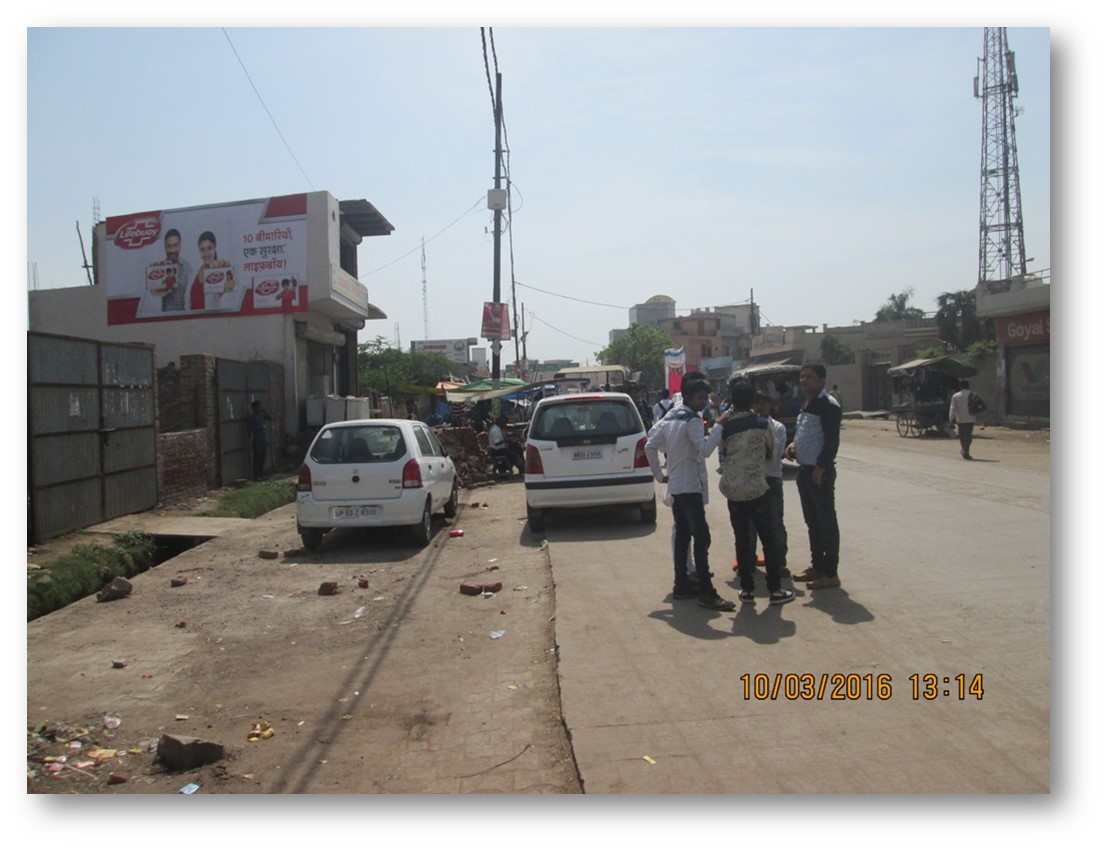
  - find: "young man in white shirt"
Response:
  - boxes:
[645,377,735,610]
[948,380,979,460]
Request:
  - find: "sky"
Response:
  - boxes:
[21,23,1051,368]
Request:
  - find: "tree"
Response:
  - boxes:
[596,324,673,389]
[357,336,454,396]
[874,287,925,322]
[935,289,993,352]
[820,334,856,365]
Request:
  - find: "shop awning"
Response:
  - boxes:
[887,355,977,378]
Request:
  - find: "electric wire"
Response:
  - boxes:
[221,29,315,191]
[530,314,604,348]
[360,196,485,277]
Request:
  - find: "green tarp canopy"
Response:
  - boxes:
[886,355,977,379]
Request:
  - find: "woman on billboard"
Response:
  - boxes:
[188,230,235,311]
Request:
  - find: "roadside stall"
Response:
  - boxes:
[887,355,977,437]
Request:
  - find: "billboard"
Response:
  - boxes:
[104,193,310,324]
[481,302,511,340]
[411,338,475,365]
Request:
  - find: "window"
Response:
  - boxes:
[532,400,641,439]
[310,425,407,463]
[412,427,435,457]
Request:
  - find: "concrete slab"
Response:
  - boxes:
[86,514,255,538]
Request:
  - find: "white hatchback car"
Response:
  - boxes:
[523,392,656,532]
[296,418,458,550]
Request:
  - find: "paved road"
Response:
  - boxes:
[548,437,1049,793]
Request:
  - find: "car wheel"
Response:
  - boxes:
[641,495,657,524]
[443,481,459,518]
[412,499,432,547]
[527,505,545,533]
[300,528,325,551]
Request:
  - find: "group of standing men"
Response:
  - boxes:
[644,364,843,611]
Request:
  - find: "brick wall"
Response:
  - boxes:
[159,429,211,502]
[179,354,219,489]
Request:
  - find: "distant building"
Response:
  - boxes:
[975,273,1049,420]
[629,294,676,329]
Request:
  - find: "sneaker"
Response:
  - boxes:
[769,589,796,605]
[806,575,841,590]
[738,589,755,604]
[672,585,697,600]
[698,594,736,611]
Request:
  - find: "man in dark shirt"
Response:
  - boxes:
[784,363,843,589]
[246,400,272,480]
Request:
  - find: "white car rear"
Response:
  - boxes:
[296,419,458,549]
[523,393,656,532]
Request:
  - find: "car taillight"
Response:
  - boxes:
[525,444,544,475]
[402,458,423,489]
[297,463,312,492]
[634,438,649,468]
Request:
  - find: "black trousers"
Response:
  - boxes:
[957,422,975,457]
[796,465,839,578]
[728,493,784,593]
[252,441,267,479]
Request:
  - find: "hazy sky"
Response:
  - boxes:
[24,25,1050,367]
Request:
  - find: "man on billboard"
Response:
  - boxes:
[146,228,193,312]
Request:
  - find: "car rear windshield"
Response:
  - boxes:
[531,399,642,440]
[310,424,408,463]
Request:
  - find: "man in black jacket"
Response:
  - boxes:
[784,363,843,589]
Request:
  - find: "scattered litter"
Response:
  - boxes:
[103,715,121,730]
[175,714,189,721]
[318,582,340,596]
[513,585,528,591]
[176,621,187,628]
[242,773,254,780]
[354,606,368,619]
[247,721,275,742]
[261,594,275,600]
[67,741,82,751]
[373,596,385,601]
[112,660,127,669]
[449,529,465,537]
[297,721,305,727]
[87,748,117,761]
[107,773,128,785]
[341,714,353,721]
[539,539,549,551]
[489,630,506,639]
[642,755,656,765]
[142,674,153,679]
[487,558,498,564]
[170,577,187,587]
[178,782,200,794]
[507,684,518,690]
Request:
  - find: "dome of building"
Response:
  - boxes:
[645,295,675,304]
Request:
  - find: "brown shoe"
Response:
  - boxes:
[806,575,841,589]
[793,569,821,582]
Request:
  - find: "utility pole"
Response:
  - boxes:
[421,236,429,338]
[491,71,504,389]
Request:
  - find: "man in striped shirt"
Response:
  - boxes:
[784,363,842,590]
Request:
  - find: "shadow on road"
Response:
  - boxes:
[519,506,658,544]
[796,587,875,624]
[731,602,798,643]
[283,521,449,564]
[646,601,736,640]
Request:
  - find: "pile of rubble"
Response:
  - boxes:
[434,426,497,488]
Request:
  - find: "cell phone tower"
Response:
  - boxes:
[974,27,1027,293]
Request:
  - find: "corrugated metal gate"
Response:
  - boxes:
[216,359,271,485]
[28,333,158,542]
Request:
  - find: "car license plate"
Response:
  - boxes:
[332,505,381,520]
[572,448,603,461]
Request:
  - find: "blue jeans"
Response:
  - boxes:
[671,492,716,596]
[796,465,839,578]
[728,492,784,593]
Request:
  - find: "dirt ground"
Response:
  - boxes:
[26,478,580,794]
[25,419,1046,794]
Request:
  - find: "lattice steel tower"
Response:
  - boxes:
[974,27,1027,292]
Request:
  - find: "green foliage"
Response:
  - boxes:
[27,532,156,621]
[913,342,952,360]
[935,290,994,352]
[357,336,456,395]
[194,479,296,518]
[820,334,855,365]
[964,338,998,361]
[875,287,926,322]
[596,324,673,389]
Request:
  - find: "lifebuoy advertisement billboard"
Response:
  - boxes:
[104,193,310,324]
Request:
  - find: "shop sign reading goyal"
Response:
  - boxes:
[996,310,1050,346]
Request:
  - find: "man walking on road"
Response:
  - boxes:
[948,380,980,460]
[646,377,736,611]
[719,379,794,606]
[785,363,842,590]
